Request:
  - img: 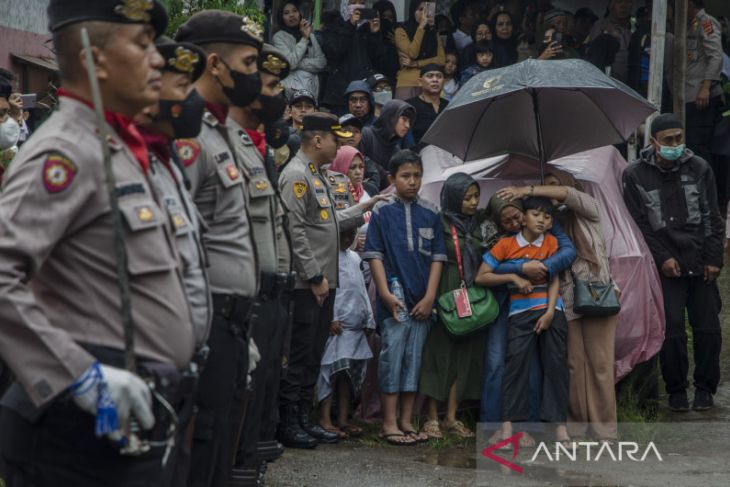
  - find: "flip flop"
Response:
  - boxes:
[402,430,429,443]
[379,432,416,446]
[340,424,363,438]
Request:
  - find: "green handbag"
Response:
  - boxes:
[436,225,499,337]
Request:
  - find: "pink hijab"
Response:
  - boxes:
[331,145,366,202]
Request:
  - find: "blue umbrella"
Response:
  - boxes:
[422,58,656,181]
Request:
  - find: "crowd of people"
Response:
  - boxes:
[0,1,728,487]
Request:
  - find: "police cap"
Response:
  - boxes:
[259,44,290,80]
[175,10,263,50]
[156,36,206,82]
[48,0,168,37]
[302,113,353,138]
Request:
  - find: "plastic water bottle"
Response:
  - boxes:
[388,277,410,323]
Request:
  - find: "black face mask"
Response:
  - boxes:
[265,119,291,149]
[253,93,288,124]
[158,89,205,139]
[218,59,262,107]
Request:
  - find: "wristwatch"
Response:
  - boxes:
[309,275,324,285]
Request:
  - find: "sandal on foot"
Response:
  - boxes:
[441,420,475,438]
[421,420,443,439]
[340,424,363,438]
[379,432,415,446]
[520,432,537,448]
[402,430,428,443]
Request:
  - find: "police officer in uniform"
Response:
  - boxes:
[0,1,196,486]
[685,1,724,174]
[227,44,295,487]
[277,113,385,449]
[174,10,263,487]
[133,36,211,484]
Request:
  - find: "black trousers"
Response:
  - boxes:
[502,309,568,423]
[685,96,722,164]
[234,291,289,470]
[190,302,251,487]
[278,289,336,408]
[659,275,722,395]
[0,400,171,487]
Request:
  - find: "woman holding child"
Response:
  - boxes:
[498,171,618,442]
[419,173,499,439]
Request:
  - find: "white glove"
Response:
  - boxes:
[71,363,155,436]
[248,338,260,374]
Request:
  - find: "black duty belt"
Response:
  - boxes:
[212,293,254,324]
[259,272,296,297]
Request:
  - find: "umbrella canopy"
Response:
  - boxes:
[419,146,665,381]
[422,58,656,166]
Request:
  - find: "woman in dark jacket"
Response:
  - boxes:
[320,0,387,113]
[459,20,492,74]
[373,0,400,81]
[490,10,519,68]
[360,99,415,186]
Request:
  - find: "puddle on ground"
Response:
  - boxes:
[419,450,477,469]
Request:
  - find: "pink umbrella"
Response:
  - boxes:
[419,145,665,381]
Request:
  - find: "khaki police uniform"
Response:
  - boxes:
[277,149,363,414]
[0,97,195,484]
[227,119,296,477]
[148,152,212,347]
[684,9,724,166]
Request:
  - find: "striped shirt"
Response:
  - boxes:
[483,232,564,316]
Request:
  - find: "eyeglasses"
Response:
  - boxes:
[348,96,369,104]
[372,86,392,93]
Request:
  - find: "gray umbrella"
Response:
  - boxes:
[422,58,656,180]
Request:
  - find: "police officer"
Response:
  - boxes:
[227,44,294,487]
[133,36,211,484]
[174,10,262,487]
[277,113,384,449]
[685,1,723,172]
[0,1,196,486]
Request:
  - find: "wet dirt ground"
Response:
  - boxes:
[265,270,730,487]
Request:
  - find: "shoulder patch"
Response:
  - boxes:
[175,139,201,167]
[42,154,77,193]
[703,19,714,35]
[293,181,307,198]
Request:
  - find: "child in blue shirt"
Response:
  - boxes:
[363,149,446,445]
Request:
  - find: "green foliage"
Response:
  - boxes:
[161,0,266,38]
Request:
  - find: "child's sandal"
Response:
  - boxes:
[422,419,443,439]
[442,420,475,438]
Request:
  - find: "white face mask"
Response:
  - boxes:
[373,90,392,106]
[0,117,20,150]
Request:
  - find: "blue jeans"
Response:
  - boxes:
[480,290,543,423]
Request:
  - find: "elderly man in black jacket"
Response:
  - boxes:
[623,114,724,413]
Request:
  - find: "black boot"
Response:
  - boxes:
[298,404,339,444]
[276,404,318,449]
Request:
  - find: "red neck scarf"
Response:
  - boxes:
[136,125,171,165]
[245,129,267,159]
[205,101,229,125]
[58,88,150,173]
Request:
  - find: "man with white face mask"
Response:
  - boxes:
[367,73,393,119]
[623,113,724,413]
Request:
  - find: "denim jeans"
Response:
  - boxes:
[480,289,543,423]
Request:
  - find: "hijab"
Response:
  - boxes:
[341,0,364,21]
[331,145,366,202]
[278,1,303,41]
[440,173,480,285]
[374,0,397,33]
[403,1,438,60]
[487,193,523,229]
[546,169,601,273]
[490,11,519,68]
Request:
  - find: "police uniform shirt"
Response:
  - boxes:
[0,97,195,406]
[177,109,258,297]
[148,152,212,347]
[686,9,723,101]
[227,118,291,274]
[279,150,364,289]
